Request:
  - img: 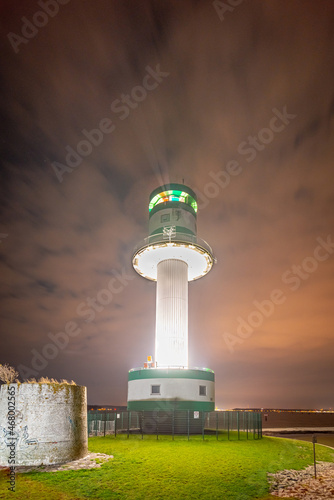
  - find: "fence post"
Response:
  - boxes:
[172,410,175,440]
[237,412,240,440]
[103,411,106,437]
[216,411,219,441]
[223,411,225,436]
[156,410,159,440]
[253,412,255,440]
[227,412,230,440]
[202,412,205,441]
[141,411,144,440]
[246,412,249,440]
[127,411,130,439]
[187,410,190,441]
[312,435,317,478]
[95,410,98,437]
[114,412,117,437]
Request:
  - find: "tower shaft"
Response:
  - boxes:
[155,259,188,368]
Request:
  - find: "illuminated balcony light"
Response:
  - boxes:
[132,241,214,281]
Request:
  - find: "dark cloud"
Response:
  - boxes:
[0,0,333,408]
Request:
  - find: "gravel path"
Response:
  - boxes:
[0,452,113,473]
[268,461,334,499]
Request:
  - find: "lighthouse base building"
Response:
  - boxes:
[127,183,215,412]
[127,368,215,411]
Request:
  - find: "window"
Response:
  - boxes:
[151,385,160,394]
[199,385,206,396]
[161,214,170,222]
[149,190,198,213]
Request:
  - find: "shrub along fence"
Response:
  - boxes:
[87,410,262,440]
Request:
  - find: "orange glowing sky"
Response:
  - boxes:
[0,0,333,408]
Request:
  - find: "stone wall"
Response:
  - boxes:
[0,383,88,466]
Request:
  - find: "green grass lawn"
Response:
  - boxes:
[1,434,333,500]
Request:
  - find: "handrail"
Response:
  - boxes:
[129,366,215,373]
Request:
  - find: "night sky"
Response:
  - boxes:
[0,0,333,409]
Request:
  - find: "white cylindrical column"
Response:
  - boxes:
[155,259,188,368]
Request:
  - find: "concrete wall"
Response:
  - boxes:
[0,383,88,466]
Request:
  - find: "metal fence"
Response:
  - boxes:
[87,410,262,440]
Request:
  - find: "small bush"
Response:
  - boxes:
[0,365,76,385]
[0,363,19,383]
[26,377,76,385]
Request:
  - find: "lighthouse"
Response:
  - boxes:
[127,183,215,411]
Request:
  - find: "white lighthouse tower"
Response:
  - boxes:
[127,183,215,411]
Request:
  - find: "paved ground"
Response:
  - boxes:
[263,432,334,448]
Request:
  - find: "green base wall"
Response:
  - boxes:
[128,368,214,381]
[127,400,215,411]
